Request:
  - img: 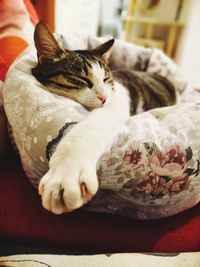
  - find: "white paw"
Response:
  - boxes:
[39,158,98,214]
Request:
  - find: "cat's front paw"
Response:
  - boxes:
[39,158,98,214]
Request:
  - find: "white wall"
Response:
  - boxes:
[175,0,200,88]
[99,0,123,37]
[55,0,101,36]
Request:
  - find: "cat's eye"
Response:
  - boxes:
[84,78,93,89]
[103,77,109,83]
[77,76,93,89]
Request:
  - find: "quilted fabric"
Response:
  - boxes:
[3,35,200,219]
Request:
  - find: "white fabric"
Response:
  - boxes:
[0,252,200,267]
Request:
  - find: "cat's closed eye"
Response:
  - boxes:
[103,77,110,83]
[77,76,93,89]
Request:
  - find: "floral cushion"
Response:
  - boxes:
[87,103,200,219]
[3,35,200,219]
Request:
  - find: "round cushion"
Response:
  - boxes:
[3,35,200,219]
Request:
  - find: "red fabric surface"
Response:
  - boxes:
[0,55,8,81]
[0,154,200,253]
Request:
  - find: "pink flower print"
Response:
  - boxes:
[163,175,190,195]
[132,171,166,195]
[150,145,188,178]
[124,142,147,169]
[132,172,190,197]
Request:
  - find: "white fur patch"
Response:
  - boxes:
[39,82,130,214]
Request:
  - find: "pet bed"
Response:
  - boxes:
[3,35,200,219]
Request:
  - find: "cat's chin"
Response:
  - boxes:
[82,102,103,111]
[84,105,101,111]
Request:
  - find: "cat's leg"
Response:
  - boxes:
[39,83,130,214]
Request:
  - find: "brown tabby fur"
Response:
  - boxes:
[32,22,176,115]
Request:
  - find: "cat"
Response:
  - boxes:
[32,21,176,214]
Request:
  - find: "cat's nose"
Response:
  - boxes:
[97,94,107,104]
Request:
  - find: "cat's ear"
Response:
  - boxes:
[91,39,114,62]
[34,21,65,63]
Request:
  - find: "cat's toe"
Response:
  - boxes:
[61,166,98,211]
[48,183,66,214]
[39,180,62,214]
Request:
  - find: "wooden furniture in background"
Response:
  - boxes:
[32,0,55,31]
[124,0,184,57]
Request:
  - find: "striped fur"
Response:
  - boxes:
[112,70,176,115]
[32,22,176,115]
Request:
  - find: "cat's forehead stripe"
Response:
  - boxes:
[82,61,88,75]
[63,52,100,75]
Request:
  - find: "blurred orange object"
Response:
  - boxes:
[0,36,28,69]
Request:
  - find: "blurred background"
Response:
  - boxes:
[33,0,200,88]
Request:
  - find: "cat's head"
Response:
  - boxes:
[32,21,115,109]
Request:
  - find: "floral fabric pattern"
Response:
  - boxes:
[3,34,200,219]
[86,105,200,219]
[150,145,190,177]
[122,143,197,199]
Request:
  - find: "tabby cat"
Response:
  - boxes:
[32,22,176,214]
